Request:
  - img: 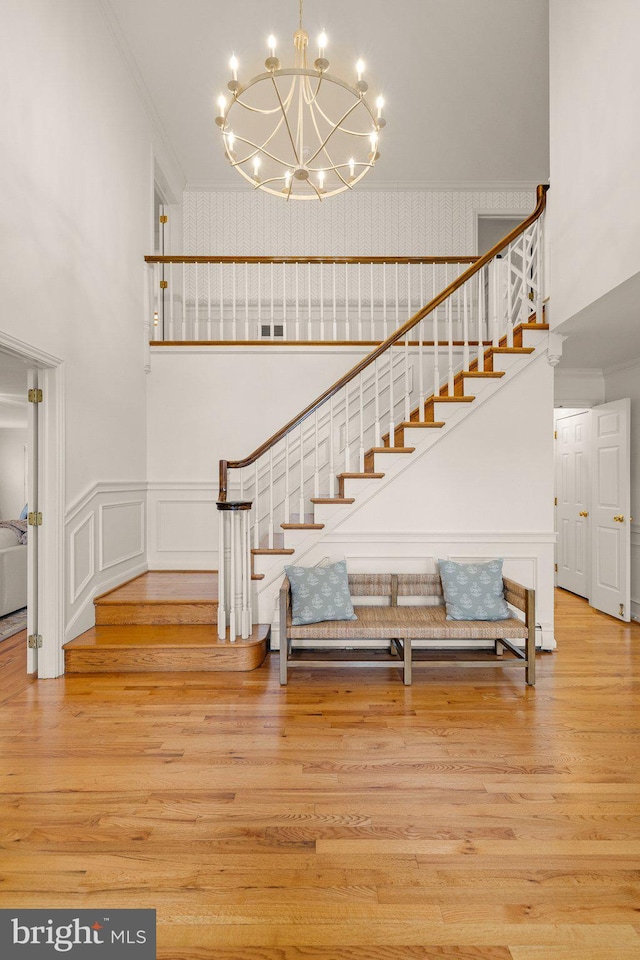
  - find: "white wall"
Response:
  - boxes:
[0,1,183,647]
[548,0,640,325]
[0,429,28,520]
[604,359,640,621]
[183,188,535,256]
[554,368,605,408]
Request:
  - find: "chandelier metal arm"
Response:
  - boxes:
[228,133,297,171]
[306,97,350,189]
[233,75,296,116]
[304,99,363,168]
[270,74,301,166]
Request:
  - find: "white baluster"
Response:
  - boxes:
[359,374,365,471]
[383,266,388,339]
[520,231,528,328]
[244,263,249,341]
[298,423,305,521]
[329,394,336,498]
[217,509,227,640]
[344,383,351,473]
[463,280,470,370]
[432,266,440,399]
[507,244,514,348]
[405,263,411,422]
[344,263,350,340]
[358,264,362,340]
[219,261,224,340]
[268,447,274,549]
[536,217,544,325]
[241,509,251,639]
[395,261,399,331]
[284,433,290,524]
[314,409,320,497]
[229,508,237,641]
[232,263,237,341]
[373,357,382,447]
[194,262,199,340]
[388,343,395,443]
[477,269,485,372]
[319,264,324,341]
[332,263,337,341]
[253,460,260,549]
[447,275,455,395]
[256,261,261,336]
[270,262,274,340]
[295,263,300,341]
[182,262,186,340]
[207,263,212,340]
[370,262,375,340]
[308,262,312,340]
[282,262,286,339]
[168,263,175,340]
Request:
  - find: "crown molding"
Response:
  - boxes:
[184,179,541,195]
[96,0,186,195]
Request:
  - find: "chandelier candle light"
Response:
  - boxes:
[215,0,385,200]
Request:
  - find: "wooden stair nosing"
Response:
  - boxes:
[310,497,356,504]
[251,547,296,556]
[280,522,325,530]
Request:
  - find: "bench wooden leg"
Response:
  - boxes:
[403,638,412,686]
[279,637,289,685]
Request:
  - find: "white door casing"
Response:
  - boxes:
[590,399,631,621]
[556,409,591,599]
[26,368,39,674]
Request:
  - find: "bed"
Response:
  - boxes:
[0,521,28,618]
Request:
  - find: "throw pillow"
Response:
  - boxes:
[19,504,28,520]
[438,558,511,621]
[285,560,358,626]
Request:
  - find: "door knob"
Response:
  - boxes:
[578,511,589,517]
[613,515,625,522]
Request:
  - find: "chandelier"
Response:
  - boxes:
[215,0,385,200]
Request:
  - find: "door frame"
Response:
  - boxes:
[0,330,65,678]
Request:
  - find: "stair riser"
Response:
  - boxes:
[520,329,548,349]
[367,451,414,472]
[431,400,474,422]
[65,643,267,673]
[311,502,355,525]
[96,603,217,626]
[340,477,386,500]
[395,427,442,449]
[460,377,500,398]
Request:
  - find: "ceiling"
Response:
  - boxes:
[105,0,550,188]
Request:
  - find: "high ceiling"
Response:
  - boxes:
[105,0,550,189]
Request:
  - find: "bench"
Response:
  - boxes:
[279,572,535,686]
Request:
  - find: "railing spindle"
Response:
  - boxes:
[295,263,300,341]
[217,511,226,640]
[388,342,395,443]
[314,409,320,498]
[319,264,324,341]
[253,461,260,549]
[284,433,290,523]
[241,509,251,638]
[298,423,305,522]
[282,262,286,339]
[447,265,455,395]
[357,264,363,341]
[219,260,224,340]
[329,394,336,497]
[383,265,388,339]
[268,447,274,549]
[432,265,440,399]
[169,263,175,340]
[344,382,351,473]
[229,508,236,640]
[194,262,199,340]
[373,357,381,447]
[244,263,249,340]
[270,262,274,340]
[370,262,375,340]
[507,245,514,348]
[463,280,470,371]
[359,373,365,471]
[344,263,350,340]
[477,269,485,372]
[332,263,337,341]
[232,263,237,341]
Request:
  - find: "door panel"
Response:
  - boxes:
[590,399,631,620]
[556,410,591,598]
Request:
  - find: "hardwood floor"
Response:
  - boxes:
[1,590,639,959]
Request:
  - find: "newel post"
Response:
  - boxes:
[216,500,253,641]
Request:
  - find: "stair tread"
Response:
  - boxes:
[461,371,505,378]
[337,472,385,479]
[430,395,475,402]
[367,447,415,454]
[310,497,356,504]
[95,571,218,606]
[281,522,325,530]
[491,346,535,354]
[251,547,296,555]
[64,624,270,649]
[399,421,446,428]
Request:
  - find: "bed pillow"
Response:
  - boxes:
[285,560,358,626]
[438,558,511,621]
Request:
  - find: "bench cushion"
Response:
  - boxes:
[288,603,528,640]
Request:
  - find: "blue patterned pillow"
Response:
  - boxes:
[285,560,358,626]
[438,559,511,621]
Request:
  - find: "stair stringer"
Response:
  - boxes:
[254,334,553,632]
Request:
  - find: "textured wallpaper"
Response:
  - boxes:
[183,188,535,257]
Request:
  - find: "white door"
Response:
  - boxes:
[590,399,631,621]
[556,410,591,598]
[26,368,39,674]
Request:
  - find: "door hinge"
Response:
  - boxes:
[28,388,43,403]
[159,280,168,289]
[554,496,557,506]
[159,214,168,223]
[27,511,42,526]
[619,603,625,618]
[554,563,558,572]
[27,634,43,649]
[554,430,557,440]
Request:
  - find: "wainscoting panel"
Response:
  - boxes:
[147,483,218,570]
[65,482,148,643]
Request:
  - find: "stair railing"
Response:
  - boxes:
[216,185,548,639]
[143,255,478,344]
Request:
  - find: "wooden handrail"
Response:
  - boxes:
[145,254,479,265]
[217,185,549,501]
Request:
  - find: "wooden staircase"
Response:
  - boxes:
[250,320,549,582]
[64,571,269,673]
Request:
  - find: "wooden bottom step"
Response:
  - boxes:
[64,624,270,673]
[95,571,218,625]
